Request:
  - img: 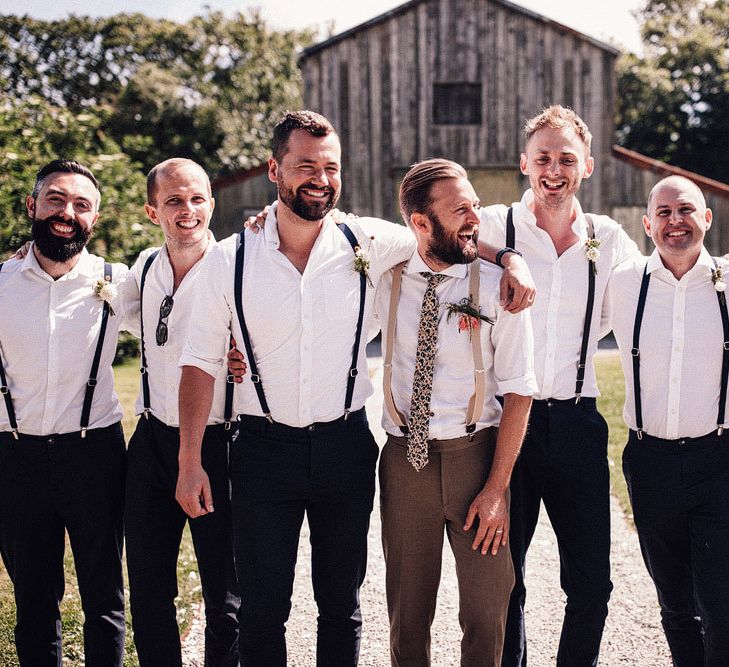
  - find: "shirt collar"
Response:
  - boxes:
[515,189,589,241]
[21,243,92,281]
[404,249,468,279]
[160,228,217,263]
[646,246,715,278]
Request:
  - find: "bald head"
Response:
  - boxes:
[647,176,706,214]
[147,158,211,205]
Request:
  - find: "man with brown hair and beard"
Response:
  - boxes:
[0,159,131,666]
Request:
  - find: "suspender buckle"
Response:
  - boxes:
[87,378,97,387]
[343,410,350,421]
[224,420,232,431]
[250,374,261,384]
[140,366,147,375]
[80,428,87,439]
[265,413,274,424]
[575,393,582,404]
[631,348,640,357]
[0,385,8,395]
[11,429,19,440]
[636,429,643,440]
[349,368,358,378]
[226,374,236,384]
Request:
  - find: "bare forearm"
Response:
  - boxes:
[178,365,216,465]
[485,392,532,493]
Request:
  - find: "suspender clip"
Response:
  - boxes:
[143,409,150,420]
[718,426,724,436]
[87,378,97,387]
[80,428,87,439]
[250,374,261,384]
[265,413,274,424]
[11,429,19,440]
[636,429,643,440]
[0,385,8,395]
[399,425,409,435]
[575,393,582,404]
[349,368,358,378]
[344,410,350,421]
[224,420,232,431]
[631,348,640,357]
[724,342,729,351]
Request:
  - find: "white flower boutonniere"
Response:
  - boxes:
[585,238,602,274]
[711,266,726,303]
[354,236,375,288]
[93,278,117,316]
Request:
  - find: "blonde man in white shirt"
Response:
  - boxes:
[122,159,240,666]
[478,106,641,667]
[609,176,729,667]
[376,159,536,666]
[0,160,129,666]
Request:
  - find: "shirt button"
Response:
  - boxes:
[47,437,55,444]
[308,425,315,432]
[429,411,435,417]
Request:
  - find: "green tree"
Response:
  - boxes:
[617,0,729,181]
[0,96,161,264]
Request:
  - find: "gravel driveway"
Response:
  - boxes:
[183,361,672,666]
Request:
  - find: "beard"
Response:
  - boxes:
[32,215,91,262]
[277,178,339,221]
[427,212,479,265]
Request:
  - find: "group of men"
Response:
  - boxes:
[0,103,727,667]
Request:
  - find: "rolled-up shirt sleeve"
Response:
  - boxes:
[491,307,537,397]
[179,242,233,378]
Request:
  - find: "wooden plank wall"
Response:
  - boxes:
[301,0,617,220]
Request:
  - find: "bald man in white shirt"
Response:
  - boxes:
[376,159,536,666]
[0,159,129,666]
[609,176,729,667]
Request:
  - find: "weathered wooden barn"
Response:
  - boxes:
[211,0,729,254]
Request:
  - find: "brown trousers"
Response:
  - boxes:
[379,428,515,667]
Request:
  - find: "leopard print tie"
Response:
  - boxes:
[406,272,447,470]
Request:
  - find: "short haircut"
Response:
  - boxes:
[146,158,211,205]
[32,159,100,206]
[399,158,468,223]
[646,175,707,213]
[524,105,592,155]
[271,110,337,163]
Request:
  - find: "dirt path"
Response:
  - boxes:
[184,361,672,666]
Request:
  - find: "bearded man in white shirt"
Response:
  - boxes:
[0,159,129,666]
[478,106,641,667]
[608,175,729,667]
[376,158,536,666]
[177,110,535,666]
[122,158,240,666]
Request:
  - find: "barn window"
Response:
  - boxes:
[432,82,482,125]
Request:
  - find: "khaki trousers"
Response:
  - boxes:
[379,428,514,667]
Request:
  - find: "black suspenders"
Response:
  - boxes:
[0,262,19,439]
[1,260,113,438]
[505,207,596,401]
[232,223,367,423]
[138,250,236,428]
[631,259,729,438]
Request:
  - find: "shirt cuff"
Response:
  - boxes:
[178,353,222,379]
[496,373,538,397]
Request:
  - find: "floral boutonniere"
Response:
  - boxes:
[711,266,726,303]
[93,277,117,316]
[445,297,494,339]
[585,238,601,274]
[354,236,375,288]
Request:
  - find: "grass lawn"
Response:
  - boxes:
[0,359,200,666]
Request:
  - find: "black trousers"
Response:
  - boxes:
[623,430,729,667]
[0,423,126,667]
[502,398,613,667]
[125,416,240,667]
[231,408,378,667]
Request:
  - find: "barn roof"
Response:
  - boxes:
[300,0,621,61]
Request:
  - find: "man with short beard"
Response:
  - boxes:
[376,159,536,665]
[0,159,131,666]
[177,111,534,665]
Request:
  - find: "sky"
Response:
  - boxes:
[2,0,645,54]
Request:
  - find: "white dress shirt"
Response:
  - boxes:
[0,246,130,436]
[125,233,230,427]
[479,189,640,400]
[180,204,416,427]
[375,252,538,440]
[609,248,729,439]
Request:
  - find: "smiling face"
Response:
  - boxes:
[269,129,342,221]
[416,176,480,269]
[520,126,593,212]
[145,162,214,250]
[26,172,99,262]
[643,177,712,266]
